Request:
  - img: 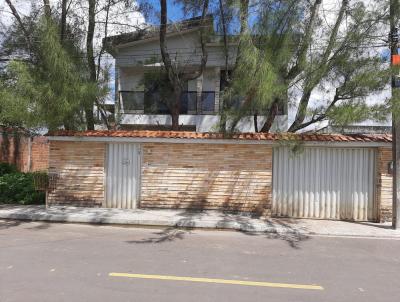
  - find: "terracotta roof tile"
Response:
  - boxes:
[47,130,392,143]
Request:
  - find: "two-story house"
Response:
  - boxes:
[104,16,287,132]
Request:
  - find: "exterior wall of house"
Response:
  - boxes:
[114,30,289,132]
[120,68,145,92]
[140,143,273,214]
[119,66,217,95]
[47,141,105,207]
[115,31,237,68]
[377,147,393,222]
[120,114,288,133]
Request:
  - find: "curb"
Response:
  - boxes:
[2,212,400,239]
[0,212,293,234]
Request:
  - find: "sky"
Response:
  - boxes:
[140,0,185,24]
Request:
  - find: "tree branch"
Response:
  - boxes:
[159,0,179,88]
[288,86,343,132]
[233,0,250,72]
[285,0,322,81]
[182,0,210,81]
[4,0,33,52]
[288,0,348,132]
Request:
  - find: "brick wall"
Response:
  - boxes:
[45,140,392,220]
[140,143,273,215]
[47,141,105,207]
[0,133,28,171]
[0,131,49,172]
[30,137,49,172]
[377,147,393,222]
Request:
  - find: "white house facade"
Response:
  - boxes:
[104,17,287,132]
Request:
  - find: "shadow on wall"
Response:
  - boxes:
[141,167,270,215]
[47,161,103,207]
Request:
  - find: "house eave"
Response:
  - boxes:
[110,28,200,53]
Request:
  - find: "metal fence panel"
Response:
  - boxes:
[106,143,141,209]
[272,147,376,221]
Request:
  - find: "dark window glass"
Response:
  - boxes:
[120,91,144,112]
[201,92,215,113]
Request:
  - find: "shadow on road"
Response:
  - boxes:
[125,209,310,248]
[126,227,192,244]
[0,219,52,231]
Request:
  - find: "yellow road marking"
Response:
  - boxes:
[109,273,324,290]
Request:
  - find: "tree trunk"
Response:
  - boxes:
[94,0,112,129]
[260,99,279,132]
[171,89,181,131]
[160,0,209,131]
[171,112,179,131]
[85,0,96,130]
[253,113,258,132]
[60,0,67,42]
[43,0,51,18]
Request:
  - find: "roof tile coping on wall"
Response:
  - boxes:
[46,130,392,145]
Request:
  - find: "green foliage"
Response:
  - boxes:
[0,172,45,205]
[220,0,390,133]
[0,17,104,130]
[0,163,17,176]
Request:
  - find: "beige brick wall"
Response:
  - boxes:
[140,143,273,214]
[47,141,105,207]
[377,147,392,222]
[46,140,391,220]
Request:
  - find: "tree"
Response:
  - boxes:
[1,0,145,130]
[159,0,210,130]
[218,0,390,133]
[0,17,100,130]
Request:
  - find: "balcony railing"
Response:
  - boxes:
[119,91,216,115]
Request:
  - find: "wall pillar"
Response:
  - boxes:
[214,67,221,113]
[196,74,203,114]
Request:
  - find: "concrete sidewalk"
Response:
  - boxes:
[1,204,399,238]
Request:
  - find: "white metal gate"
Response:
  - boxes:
[105,143,141,209]
[272,147,376,221]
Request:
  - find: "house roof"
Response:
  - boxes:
[103,15,214,50]
[47,130,392,144]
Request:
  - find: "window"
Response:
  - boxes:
[119,91,144,112]
[201,92,215,113]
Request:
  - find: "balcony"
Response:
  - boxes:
[119,91,216,115]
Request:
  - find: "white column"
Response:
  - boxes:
[196,74,203,114]
[115,66,121,115]
[214,67,221,114]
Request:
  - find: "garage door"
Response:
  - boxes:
[105,143,141,209]
[272,147,376,221]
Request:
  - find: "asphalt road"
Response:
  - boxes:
[0,220,399,302]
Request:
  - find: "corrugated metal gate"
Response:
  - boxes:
[105,143,141,209]
[272,147,376,221]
